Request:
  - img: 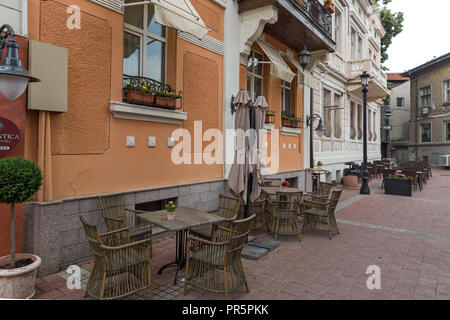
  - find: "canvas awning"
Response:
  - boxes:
[123,0,210,39]
[256,40,295,83]
[281,52,320,90]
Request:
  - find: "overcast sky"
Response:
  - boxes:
[384,0,450,73]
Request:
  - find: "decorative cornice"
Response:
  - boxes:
[239,5,278,62]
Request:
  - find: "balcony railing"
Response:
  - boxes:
[347,59,388,89]
[289,0,332,38]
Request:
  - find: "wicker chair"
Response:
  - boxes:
[266,191,303,241]
[79,216,152,300]
[302,189,343,240]
[262,177,281,187]
[98,193,151,241]
[189,195,241,241]
[184,214,255,299]
[309,181,333,198]
[402,170,423,191]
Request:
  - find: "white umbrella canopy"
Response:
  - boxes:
[250,95,268,203]
[228,90,252,204]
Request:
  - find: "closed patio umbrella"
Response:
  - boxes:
[249,96,268,203]
[228,90,252,204]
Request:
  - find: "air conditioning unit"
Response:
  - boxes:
[419,107,430,116]
[441,155,450,167]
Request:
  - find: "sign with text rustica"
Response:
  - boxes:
[0,117,21,155]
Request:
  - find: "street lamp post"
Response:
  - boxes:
[360,71,370,195]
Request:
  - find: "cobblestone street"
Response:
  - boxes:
[34,170,450,300]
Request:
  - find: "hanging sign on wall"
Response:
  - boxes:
[0,117,21,155]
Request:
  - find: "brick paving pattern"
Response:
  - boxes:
[34,169,450,300]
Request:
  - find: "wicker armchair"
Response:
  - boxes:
[189,195,240,241]
[302,189,343,240]
[184,214,255,299]
[262,177,281,187]
[402,170,423,191]
[79,216,152,300]
[98,193,151,241]
[266,191,303,241]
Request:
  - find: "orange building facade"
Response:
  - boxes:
[0,0,335,276]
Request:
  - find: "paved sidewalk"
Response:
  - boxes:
[34,169,450,300]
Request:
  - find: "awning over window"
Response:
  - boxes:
[281,52,320,91]
[256,40,295,83]
[152,0,210,39]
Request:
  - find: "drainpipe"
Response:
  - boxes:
[414,77,418,161]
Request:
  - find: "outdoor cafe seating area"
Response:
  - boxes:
[76,157,435,301]
[78,172,346,301]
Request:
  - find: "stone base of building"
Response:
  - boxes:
[23,170,307,277]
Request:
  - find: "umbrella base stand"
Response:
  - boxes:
[242,235,281,260]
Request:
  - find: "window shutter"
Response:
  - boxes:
[89,0,124,14]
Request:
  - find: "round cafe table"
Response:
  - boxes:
[306,168,329,193]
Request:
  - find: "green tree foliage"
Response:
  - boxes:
[0,158,42,204]
[370,0,404,66]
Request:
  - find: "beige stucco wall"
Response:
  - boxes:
[408,58,450,164]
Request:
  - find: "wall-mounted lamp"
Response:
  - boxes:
[0,24,40,100]
[230,94,236,114]
[306,114,325,137]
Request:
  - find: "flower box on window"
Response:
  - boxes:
[123,75,183,111]
[282,119,291,127]
[282,115,302,128]
[265,111,275,124]
[125,90,145,105]
[324,0,335,14]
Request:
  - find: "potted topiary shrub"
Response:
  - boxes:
[316,161,324,170]
[0,158,43,299]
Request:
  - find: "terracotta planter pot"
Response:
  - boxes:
[125,90,144,104]
[166,97,177,109]
[154,95,168,107]
[324,3,335,13]
[343,175,359,190]
[291,120,300,128]
[0,254,41,299]
[265,114,275,124]
[282,119,291,127]
[142,93,154,106]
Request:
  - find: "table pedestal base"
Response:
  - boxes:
[157,229,187,285]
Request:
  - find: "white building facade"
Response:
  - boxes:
[304,0,389,183]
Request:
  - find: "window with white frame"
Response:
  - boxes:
[420,86,431,108]
[444,80,450,104]
[357,35,363,59]
[335,11,342,54]
[420,122,431,143]
[334,94,342,138]
[123,1,166,83]
[397,97,404,108]
[350,28,357,60]
[323,88,332,137]
[247,50,264,101]
[281,80,292,116]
